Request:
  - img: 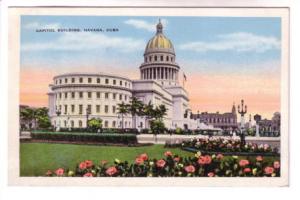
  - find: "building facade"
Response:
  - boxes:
[48,20,197,130]
[194,104,238,131]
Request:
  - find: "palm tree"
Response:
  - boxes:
[128,97,144,129]
[117,102,128,130]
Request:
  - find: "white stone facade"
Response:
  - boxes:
[48,20,197,130]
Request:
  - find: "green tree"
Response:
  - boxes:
[150,119,166,141]
[117,102,128,130]
[20,107,35,130]
[35,107,51,129]
[87,118,103,132]
[128,97,144,129]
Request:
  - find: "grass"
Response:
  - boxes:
[20,142,280,177]
[20,142,193,176]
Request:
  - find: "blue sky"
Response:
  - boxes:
[20,16,281,75]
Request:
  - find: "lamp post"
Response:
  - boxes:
[86,107,91,129]
[55,109,61,132]
[238,99,247,146]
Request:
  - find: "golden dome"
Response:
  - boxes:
[144,20,175,54]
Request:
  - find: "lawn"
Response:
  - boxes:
[20,142,194,176]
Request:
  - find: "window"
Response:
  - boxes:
[79,105,83,114]
[105,79,109,84]
[64,105,67,114]
[154,55,157,61]
[59,93,62,99]
[120,80,122,86]
[79,120,83,128]
[79,77,83,83]
[112,121,116,128]
[64,120,67,127]
[96,92,100,98]
[105,105,109,113]
[71,92,75,98]
[104,121,108,128]
[105,93,109,99]
[79,92,83,98]
[88,78,92,83]
[119,94,122,101]
[71,120,74,128]
[160,55,163,61]
[59,105,62,111]
[55,80,58,84]
[113,79,116,85]
[125,82,127,87]
[64,92,68,99]
[113,93,116,100]
[149,56,152,62]
[145,57,147,62]
[88,92,92,98]
[125,95,127,101]
[96,105,100,113]
[59,79,62,84]
[97,78,100,83]
[112,106,116,113]
[72,78,75,83]
[71,105,75,113]
[65,78,68,83]
[166,56,169,61]
[171,57,173,62]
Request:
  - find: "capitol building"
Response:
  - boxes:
[48,20,198,130]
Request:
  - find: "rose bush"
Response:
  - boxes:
[45,151,280,177]
[181,138,279,154]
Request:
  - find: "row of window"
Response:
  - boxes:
[54,119,131,128]
[56,104,120,115]
[202,118,236,123]
[55,76,131,88]
[144,54,175,63]
[56,91,130,101]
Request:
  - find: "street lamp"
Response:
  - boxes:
[55,109,61,131]
[86,107,91,128]
[238,99,247,146]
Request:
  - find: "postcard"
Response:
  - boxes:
[8,7,289,186]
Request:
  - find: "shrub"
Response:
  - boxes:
[45,151,280,177]
[31,132,137,144]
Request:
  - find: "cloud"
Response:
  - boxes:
[23,22,61,30]
[21,31,145,53]
[124,19,168,32]
[179,32,281,53]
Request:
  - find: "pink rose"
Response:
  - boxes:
[106,166,118,176]
[264,167,274,175]
[216,154,224,160]
[55,168,64,176]
[83,172,93,177]
[79,162,87,170]
[135,157,144,165]
[198,155,212,165]
[156,159,166,168]
[139,153,148,161]
[244,168,251,173]
[239,159,249,167]
[173,157,180,162]
[164,151,172,157]
[208,172,215,177]
[273,161,280,169]
[256,156,263,162]
[85,160,93,168]
[184,165,195,173]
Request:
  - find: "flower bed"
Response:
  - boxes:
[45,151,280,177]
[179,138,279,155]
[31,132,137,144]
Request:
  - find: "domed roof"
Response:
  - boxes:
[144,19,175,55]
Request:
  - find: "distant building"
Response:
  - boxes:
[192,104,238,131]
[255,112,281,134]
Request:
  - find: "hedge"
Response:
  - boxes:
[31,132,137,144]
